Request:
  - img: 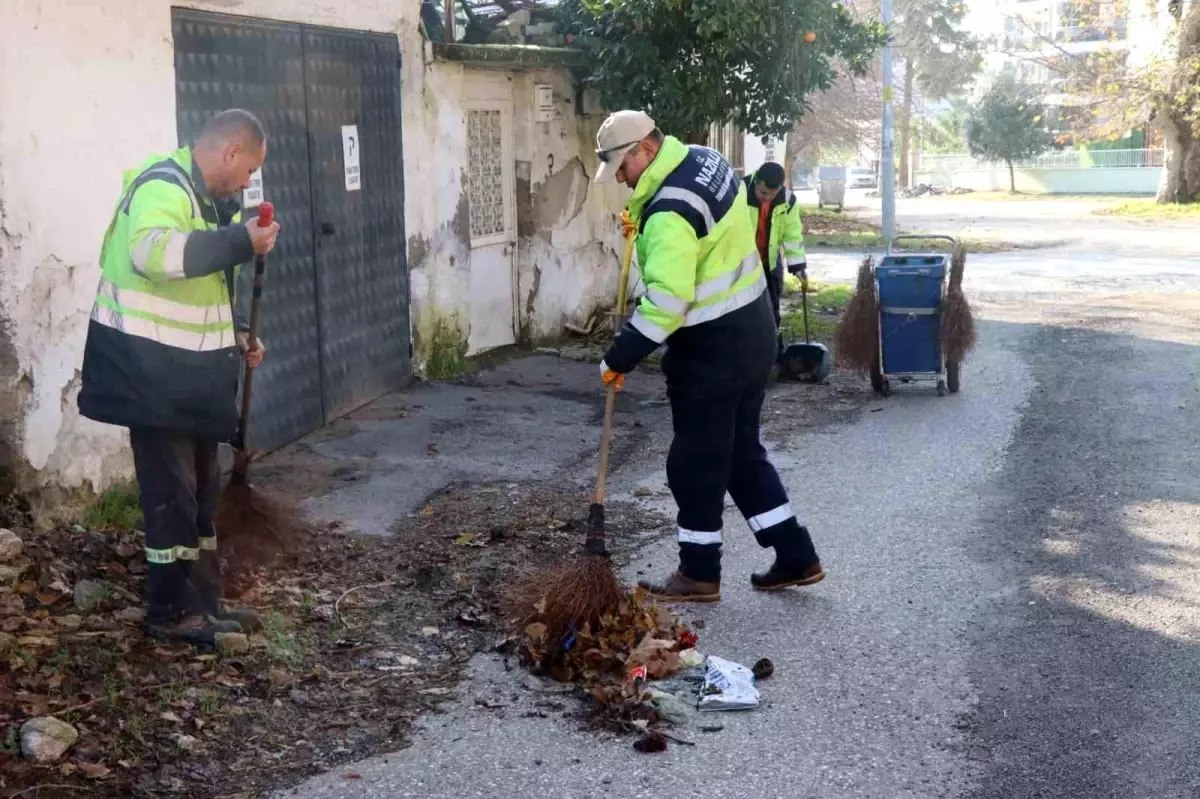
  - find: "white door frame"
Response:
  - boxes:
[463,73,518,351]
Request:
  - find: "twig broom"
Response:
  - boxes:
[506,231,637,641]
[215,202,303,575]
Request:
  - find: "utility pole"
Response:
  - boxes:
[880,0,896,242]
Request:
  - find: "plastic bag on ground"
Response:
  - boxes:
[698,655,760,712]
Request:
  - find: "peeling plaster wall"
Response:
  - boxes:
[511,71,627,345]
[0,0,447,502]
[0,1,620,502]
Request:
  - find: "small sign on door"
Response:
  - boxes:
[243,168,264,208]
[341,125,361,192]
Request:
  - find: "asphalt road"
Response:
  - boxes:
[804,188,1200,259]
[279,228,1200,798]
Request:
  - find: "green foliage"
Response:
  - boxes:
[561,0,888,139]
[918,98,970,154]
[84,484,143,531]
[966,75,1050,191]
[894,0,982,100]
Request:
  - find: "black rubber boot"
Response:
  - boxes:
[145,613,241,647]
[196,551,262,633]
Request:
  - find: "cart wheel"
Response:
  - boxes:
[937,380,947,397]
[869,361,885,395]
[947,361,961,393]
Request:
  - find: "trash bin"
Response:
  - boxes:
[817,165,847,211]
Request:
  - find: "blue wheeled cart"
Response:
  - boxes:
[870,234,960,398]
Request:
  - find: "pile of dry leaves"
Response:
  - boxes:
[515,587,702,748]
[2,483,669,796]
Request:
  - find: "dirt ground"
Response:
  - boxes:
[1,329,873,798]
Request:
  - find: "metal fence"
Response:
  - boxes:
[919,148,1164,172]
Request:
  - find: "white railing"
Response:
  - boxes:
[919,148,1164,171]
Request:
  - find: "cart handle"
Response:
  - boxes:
[887,234,958,255]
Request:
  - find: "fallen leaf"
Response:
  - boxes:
[79,762,112,779]
[160,711,182,723]
[524,623,547,640]
[36,592,63,606]
[453,533,485,548]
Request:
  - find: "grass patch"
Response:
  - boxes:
[780,283,852,345]
[796,205,1018,253]
[262,612,309,668]
[84,484,143,531]
[423,315,474,380]
[1095,199,1200,219]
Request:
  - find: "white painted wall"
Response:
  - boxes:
[512,70,626,343]
[914,165,1162,194]
[0,0,623,500]
[743,134,785,178]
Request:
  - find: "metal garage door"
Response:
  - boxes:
[172,9,410,452]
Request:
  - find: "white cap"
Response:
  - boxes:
[594,110,656,184]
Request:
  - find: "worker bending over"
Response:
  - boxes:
[744,161,807,362]
[78,109,280,646]
[594,110,824,601]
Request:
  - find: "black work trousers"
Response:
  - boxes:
[129,427,223,625]
[661,294,818,583]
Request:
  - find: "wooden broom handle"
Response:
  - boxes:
[237,202,274,454]
[594,231,638,505]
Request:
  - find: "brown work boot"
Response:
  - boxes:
[145,613,241,648]
[638,570,721,602]
[750,559,825,591]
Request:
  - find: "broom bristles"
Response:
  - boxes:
[941,243,976,363]
[215,482,305,580]
[834,256,880,373]
[505,555,623,643]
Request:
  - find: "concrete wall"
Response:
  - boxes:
[0,0,623,503]
[512,70,625,344]
[914,165,1162,194]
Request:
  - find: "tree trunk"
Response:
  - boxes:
[1007,159,1016,193]
[898,62,915,188]
[682,130,710,146]
[1156,9,1200,203]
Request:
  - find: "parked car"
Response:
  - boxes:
[848,165,877,189]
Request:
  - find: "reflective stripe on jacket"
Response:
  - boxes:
[743,171,806,272]
[603,136,767,373]
[78,146,256,439]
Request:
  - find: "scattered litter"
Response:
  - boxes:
[648,690,691,725]
[698,655,761,712]
[700,723,725,733]
[421,626,440,637]
[679,648,703,668]
[633,731,668,753]
[752,658,775,680]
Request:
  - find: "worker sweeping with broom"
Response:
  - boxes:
[594,111,825,601]
[78,109,279,646]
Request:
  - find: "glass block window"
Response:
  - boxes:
[467,108,506,241]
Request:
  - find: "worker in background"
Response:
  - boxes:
[595,110,824,601]
[78,109,280,647]
[744,161,807,363]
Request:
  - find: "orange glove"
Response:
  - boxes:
[600,360,625,392]
[619,210,636,240]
